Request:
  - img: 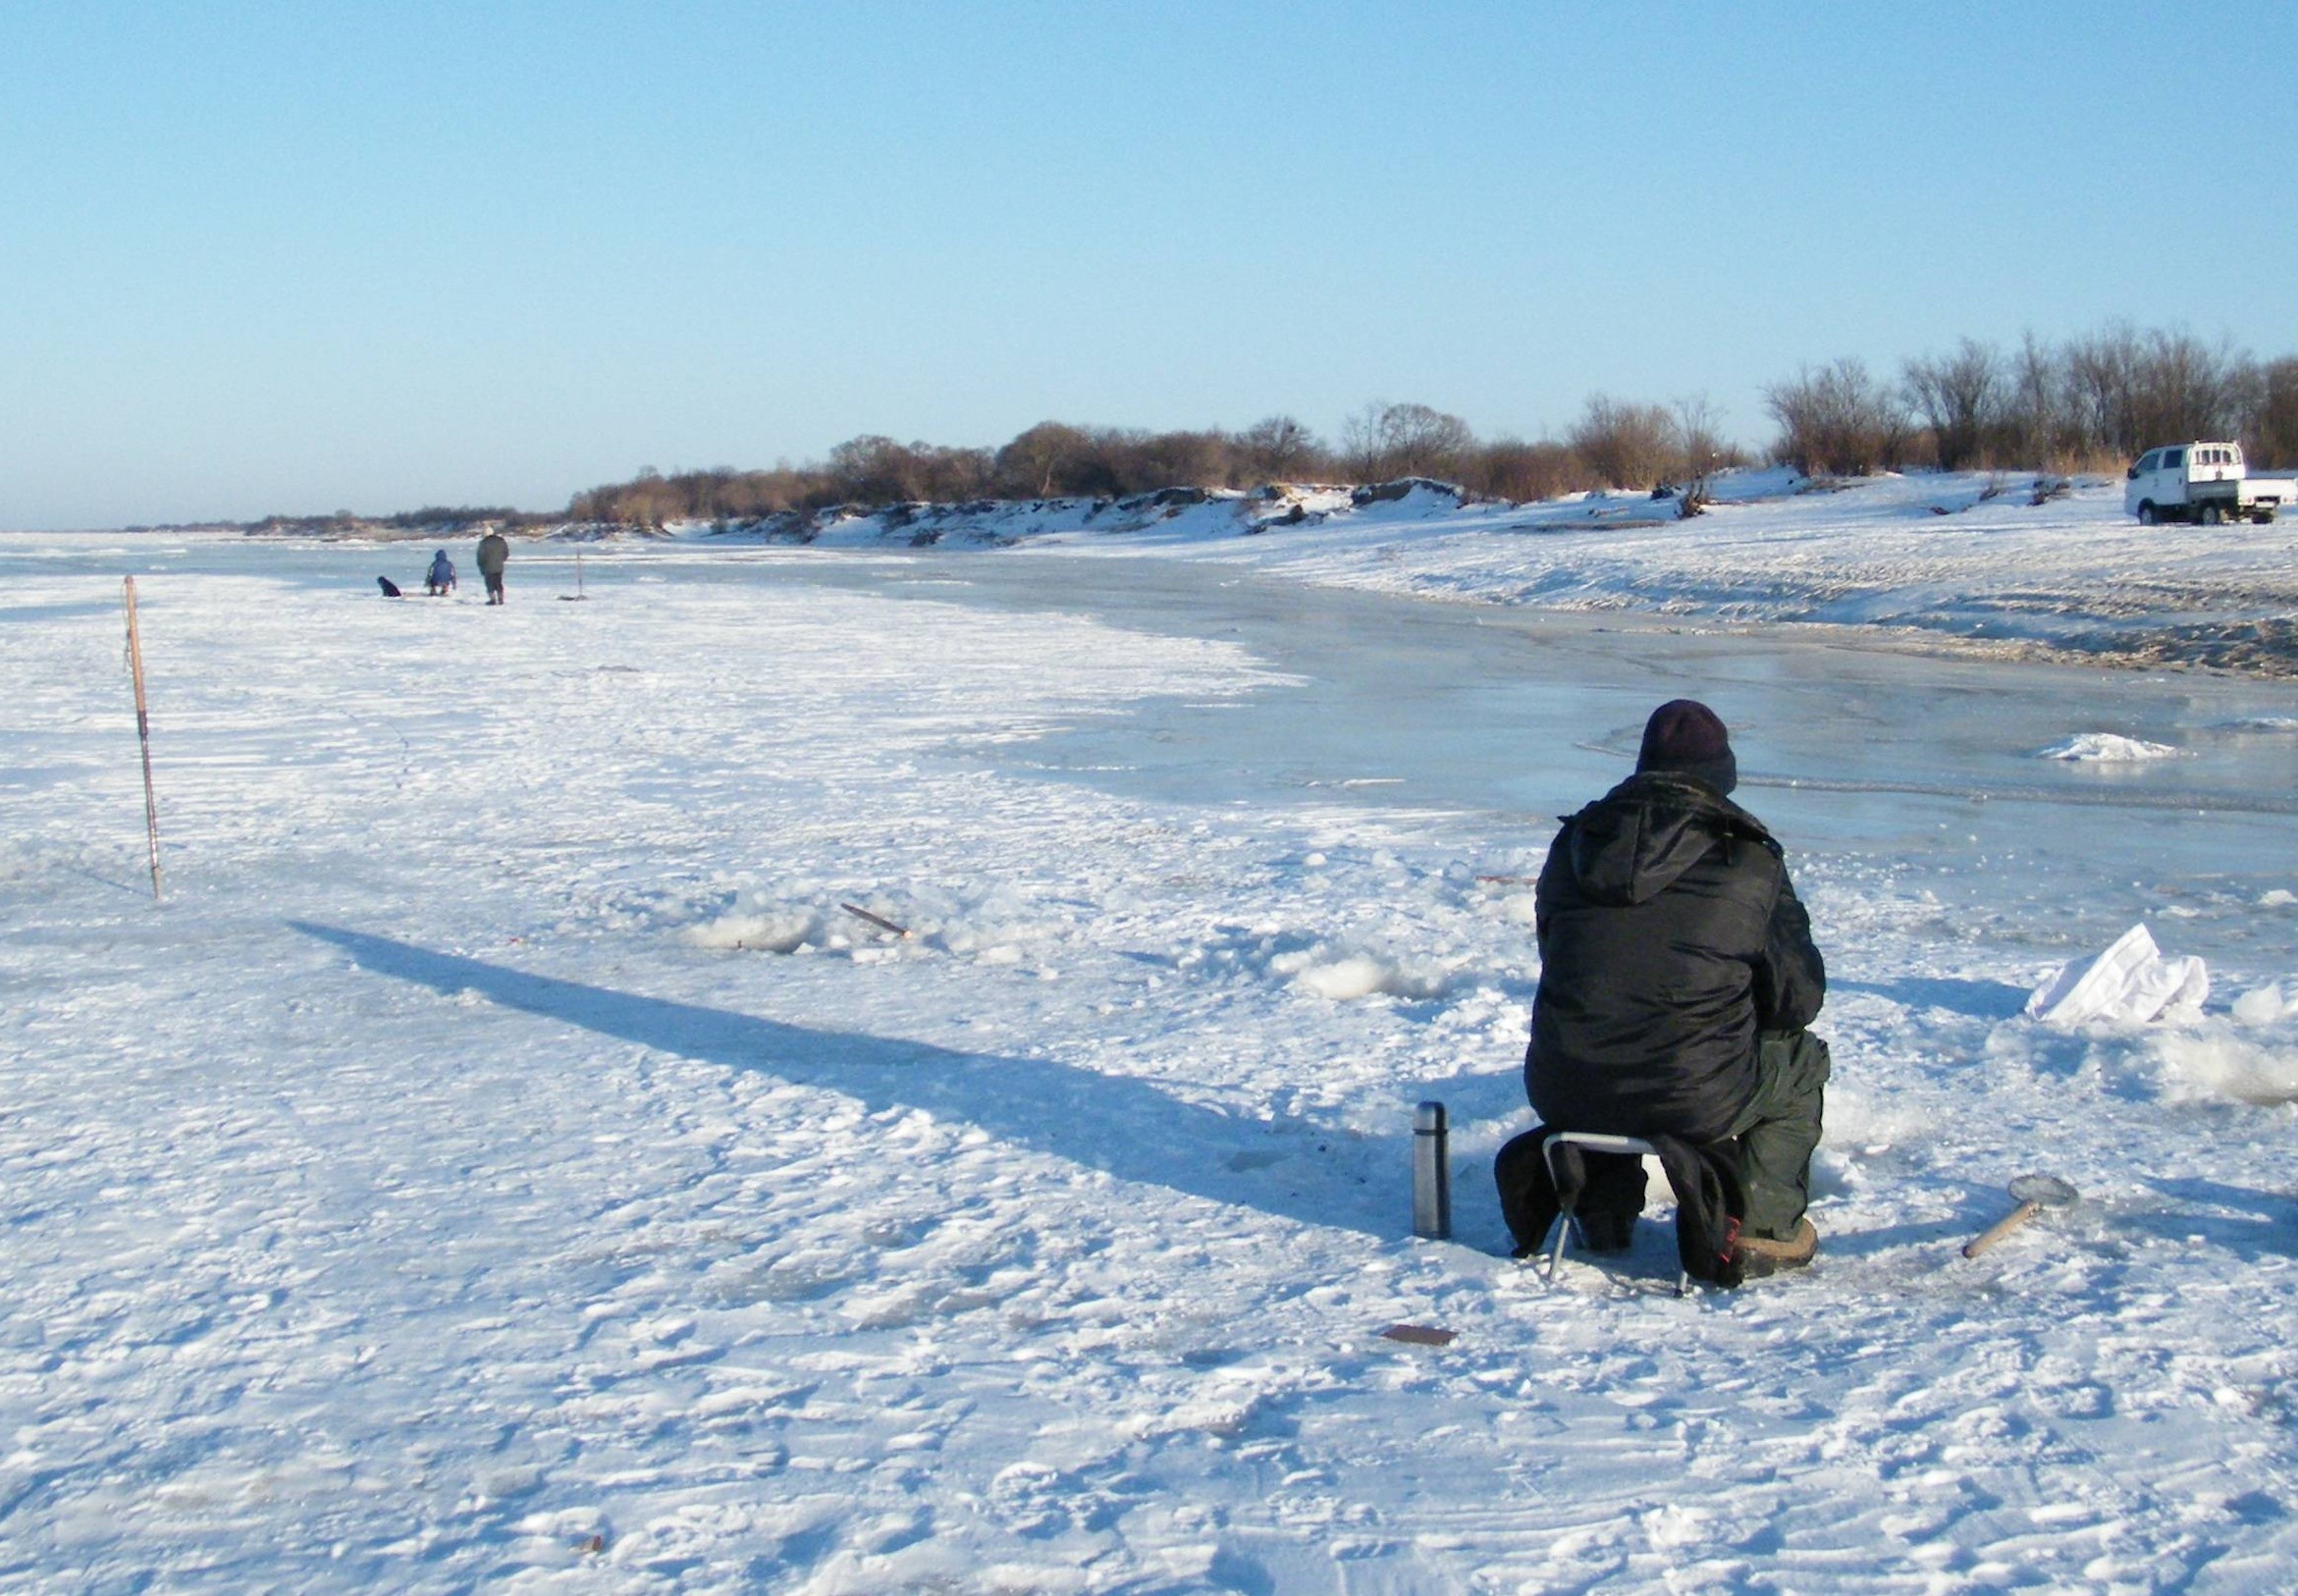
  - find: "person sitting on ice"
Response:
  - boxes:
[1497,699,1830,1279]
[425,549,457,597]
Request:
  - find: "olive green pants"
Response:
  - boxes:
[1726,1030,1832,1241]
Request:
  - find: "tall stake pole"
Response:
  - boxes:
[123,576,163,900]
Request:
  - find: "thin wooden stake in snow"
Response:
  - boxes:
[123,576,163,901]
[839,902,909,937]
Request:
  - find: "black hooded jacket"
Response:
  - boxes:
[1524,771,1824,1144]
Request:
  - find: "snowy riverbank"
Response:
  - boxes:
[259,465,2298,675]
[5,530,2298,1590]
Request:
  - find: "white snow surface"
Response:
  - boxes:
[6,520,2298,1593]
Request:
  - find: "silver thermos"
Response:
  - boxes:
[1412,1100,1451,1240]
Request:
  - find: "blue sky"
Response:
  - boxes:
[4,1,2294,529]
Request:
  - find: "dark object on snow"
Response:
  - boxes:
[1523,701,1828,1242]
[1378,1323,1456,1346]
[1525,770,1822,1147]
[377,576,402,598]
[1636,697,1737,795]
[1495,1125,1747,1288]
[476,530,509,605]
[838,902,909,937]
[1737,1215,1819,1277]
[1411,1101,1450,1240]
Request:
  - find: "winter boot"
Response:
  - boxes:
[1735,1216,1818,1278]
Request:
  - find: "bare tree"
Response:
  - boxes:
[828,435,926,504]
[2249,356,2298,468]
[1340,400,1474,481]
[1238,414,1322,481]
[2130,328,2248,448]
[1764,358,1909,476]
[1568,395,1682,490]
[1672,394,1734,479]
[1997,330,2068,468]
[994,422,1093,498]
[1902,339,2002,470]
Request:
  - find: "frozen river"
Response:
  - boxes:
[25,530,2298,980]
[768,547,2298,978]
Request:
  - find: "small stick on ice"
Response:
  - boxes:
[839,902,909,938]
[1962,1174,2078,1259]
[1379,1324,1456,1347]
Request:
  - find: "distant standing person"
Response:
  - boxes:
[425,549,456,597]
[476,529,509,606]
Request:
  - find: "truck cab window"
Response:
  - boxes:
[2165,449,2185,468]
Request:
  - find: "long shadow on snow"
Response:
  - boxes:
[2123,1176,2298,1260]
[293,922,1384,1237]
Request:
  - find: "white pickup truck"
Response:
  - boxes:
[2124,441,2292,525]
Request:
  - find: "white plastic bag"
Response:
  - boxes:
[2027,923,2209,1028]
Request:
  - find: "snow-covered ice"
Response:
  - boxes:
[6,509,2298,1593]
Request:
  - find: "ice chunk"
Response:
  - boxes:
[1271,948,1449,1001]
[2232,983,2298,1026]
[2027,923,2208,1028]
[2152,1030,2298,1105]
[682,910,823,953]
[2035,733,2183,763]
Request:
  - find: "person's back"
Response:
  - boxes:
[1528,771,1804,1143]
[1523,700,1829,1270]
[426,550,455,594]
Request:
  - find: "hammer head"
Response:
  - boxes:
[2007,1174,2078,1209]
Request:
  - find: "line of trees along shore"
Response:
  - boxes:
[256,323,2298,533]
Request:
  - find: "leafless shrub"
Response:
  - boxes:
[2251,357,2298,468]
[1903,339,2003,470]
[1464,439,1593,503]
[1674,395,1740,476]
[1764,358,1911,476]
[992,422,1095,498]
[1237,414,1325,481]
[1340,401,1474,482]
[1568,396,1682,490]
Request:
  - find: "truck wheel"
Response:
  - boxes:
[2257,509,2278,525]
[2137,502,2158,525]
[2201,504,2224,526]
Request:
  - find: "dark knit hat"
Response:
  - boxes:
[1636,699,1737,794]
